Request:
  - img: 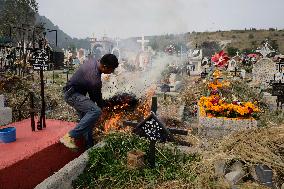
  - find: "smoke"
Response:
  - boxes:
[102,54,177,98]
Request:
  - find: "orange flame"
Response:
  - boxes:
[104,113,122,133]
[103,85,156,133]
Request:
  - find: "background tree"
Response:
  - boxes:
[200,41,221,57]
[0,0,38,37]
[227,46,239,57]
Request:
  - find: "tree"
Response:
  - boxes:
[0,0,38,36]
[227,46,239,57]
[200,41,221,57]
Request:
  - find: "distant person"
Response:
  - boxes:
[60,54,119,150]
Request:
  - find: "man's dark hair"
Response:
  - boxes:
[100,54,119,69]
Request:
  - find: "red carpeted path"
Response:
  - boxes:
[0,119,85,189]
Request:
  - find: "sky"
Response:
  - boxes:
[37,0,284,39]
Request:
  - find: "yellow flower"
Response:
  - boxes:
[213,70,222,78]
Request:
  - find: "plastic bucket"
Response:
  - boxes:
[0,127,16,143]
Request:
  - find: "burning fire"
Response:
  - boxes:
[104,114,122,133]
[103,86,156,133]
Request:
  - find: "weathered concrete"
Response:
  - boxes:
[0,95,12,126]
[0,107,12,126]
[225,170,245,185]
[214,160,226,176]
[35,142,105,189]
[0,95,4,108]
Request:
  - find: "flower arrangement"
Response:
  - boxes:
[199,55,260,119]
[198,95,260,119]
[211,50,230,68]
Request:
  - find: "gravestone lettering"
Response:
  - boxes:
[30,49,49,71]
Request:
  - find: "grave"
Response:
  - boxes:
[252,58,276,88]
[0,95,12,126]
[198,69,258,138]
[0,119,84,189]
[168,73,182,92]
[187,48,203,75]
[198,109,257,138]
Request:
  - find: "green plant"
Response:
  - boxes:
[73,132,198,189]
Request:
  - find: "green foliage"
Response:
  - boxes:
[200,41,221,57]
[227,46,239,56]
[0,0,38,36]
[73,132,198,189]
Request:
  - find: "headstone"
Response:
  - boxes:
[240,69,246,79]
[255,165,273,187]
[0,95,12,126]
[168,74,182,92]
[225,170,245,185]
[228,59,237,71]
[160,84,171,92]
[252,58,276,88]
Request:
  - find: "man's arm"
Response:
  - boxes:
[89,89,104,108]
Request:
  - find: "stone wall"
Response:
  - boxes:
[198,107,257,138]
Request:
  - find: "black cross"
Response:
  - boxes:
[268,74,276,86]
[201,68,208,79]
[133,112,170,168]
[230,67,241,77]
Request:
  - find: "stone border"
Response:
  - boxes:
[35,142,105,189]
[198,107,257,138]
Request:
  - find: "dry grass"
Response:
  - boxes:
[189,30,284,53]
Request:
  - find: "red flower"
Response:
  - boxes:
[210,97,220,104]
[232,101,238,105]
[211,50,230,67]
[248,107,253,114]
[210,89,219,95]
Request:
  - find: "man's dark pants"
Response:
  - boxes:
[63,88,102,149]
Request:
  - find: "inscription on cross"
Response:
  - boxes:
[30,48,49,71]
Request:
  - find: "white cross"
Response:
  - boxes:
[256,41,275,57]
[236,51,240,56]
[137,35,149,51]
[115,37,120,47]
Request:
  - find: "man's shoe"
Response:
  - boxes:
[60,133,78,150]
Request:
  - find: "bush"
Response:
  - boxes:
[227,46,239,57]
[248,34,254,39]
